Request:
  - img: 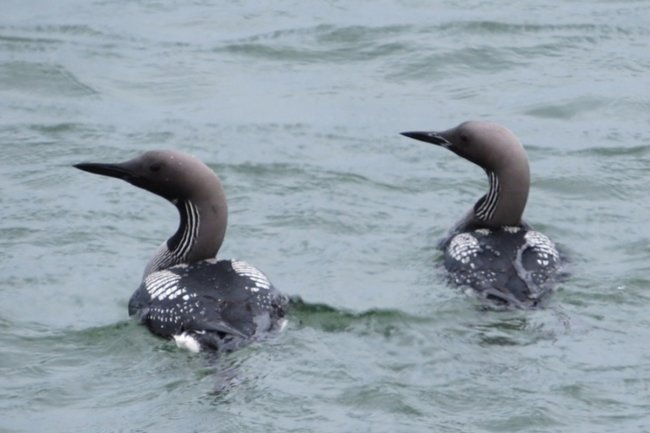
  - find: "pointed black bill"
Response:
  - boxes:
[73,162,136,182]
[400,131,451,147]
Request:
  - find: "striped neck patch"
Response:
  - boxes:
[475,171,500,222]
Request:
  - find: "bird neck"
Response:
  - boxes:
[167,199,202,261]
[471,165,529,228]
[143,196,227,277]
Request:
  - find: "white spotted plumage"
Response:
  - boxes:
[524,230,560,266]
[448,233,481,264]
[232,260,272,291]
[144,270,183,300]
[443,225,561,307]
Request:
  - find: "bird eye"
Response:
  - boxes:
[460,134,469,143]
[149,162,162,172]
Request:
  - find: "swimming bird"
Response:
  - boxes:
[75,150,288,352]
[401,121,561,307]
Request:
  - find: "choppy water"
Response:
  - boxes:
[2,1,650,431]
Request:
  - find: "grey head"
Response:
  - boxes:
[401,121,530,229]
[75,150,228,274]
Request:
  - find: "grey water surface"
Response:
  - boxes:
[2,0,650,432]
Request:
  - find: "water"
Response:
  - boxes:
[2,0,650,431]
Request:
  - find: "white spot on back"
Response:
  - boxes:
[524,231,560,261]
[144,270,183,301]
[448,233,481,264]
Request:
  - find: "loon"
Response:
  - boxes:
[75,150,288,352]
[401,121,561,308]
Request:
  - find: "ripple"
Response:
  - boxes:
[217,24,412,63]
[0,61,98,97]
[437,20,650,38]
[391,45,523,81]
[523,96,609,119]
[289,297,427,334]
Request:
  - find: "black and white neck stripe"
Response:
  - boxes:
[173,200,200,260]
[475,171,500,222]
[147,200,201,274]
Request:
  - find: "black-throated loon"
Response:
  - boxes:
[75,150,288,352]
[401,121,561,308]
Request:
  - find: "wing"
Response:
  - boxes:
[519,230,561,290]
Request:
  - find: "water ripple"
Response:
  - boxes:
[0,61,98,97]
[218,24,411,63]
